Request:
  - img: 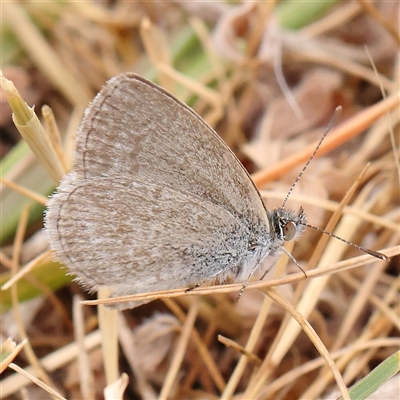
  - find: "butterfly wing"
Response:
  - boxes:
[46,174,264,295]
[73,73,268,227]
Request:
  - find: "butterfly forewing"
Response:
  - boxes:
[73,74,268,225]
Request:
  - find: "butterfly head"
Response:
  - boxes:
[270,206,307,243]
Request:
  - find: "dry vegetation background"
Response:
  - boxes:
[1,1,399,399]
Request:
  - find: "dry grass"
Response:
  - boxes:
[1,2,399,399]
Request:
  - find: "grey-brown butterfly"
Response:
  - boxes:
[44,73,386,309]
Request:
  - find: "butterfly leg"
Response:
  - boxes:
[235,260,277,302]
[259,258,279,280]
[236,270,255,302]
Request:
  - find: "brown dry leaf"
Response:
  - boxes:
[242,68,342,169]
[132,314,181,381]
[334,2,399,62]
[212,2,258,62]
[267,68,342,140]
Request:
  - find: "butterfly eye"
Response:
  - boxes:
[283,221,296,241]
[248,243,257,252]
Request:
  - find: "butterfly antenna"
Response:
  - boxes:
[282,106,342,209]
[305,223,390,261]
